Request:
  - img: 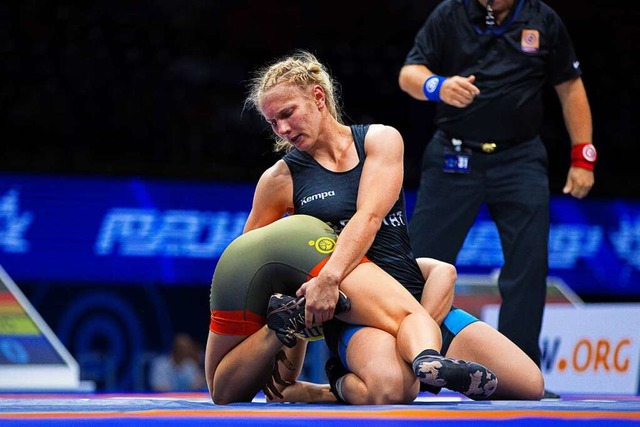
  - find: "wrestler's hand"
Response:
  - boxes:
[563,167,594,199]
[440,75,479,108]
[263,350,295,401]
[296,276,339,328]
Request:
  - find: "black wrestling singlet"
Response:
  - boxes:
[282,124,425,297]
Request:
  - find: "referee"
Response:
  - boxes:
[398,0,596,399]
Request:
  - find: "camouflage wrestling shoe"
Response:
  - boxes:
[413,354,498,399]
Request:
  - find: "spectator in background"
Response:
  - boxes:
[398,0,596,399]
[150,333,207,392]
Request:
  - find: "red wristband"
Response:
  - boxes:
[571,143,597,171]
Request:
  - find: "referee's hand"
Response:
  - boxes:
[441,75,480,108]
[563,167,594,199]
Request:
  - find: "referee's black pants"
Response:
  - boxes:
[409,131,549,367]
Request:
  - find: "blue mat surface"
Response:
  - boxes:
[0,391,638,426]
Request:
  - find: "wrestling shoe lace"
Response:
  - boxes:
[266,294,305,348]
[267,291,351,348]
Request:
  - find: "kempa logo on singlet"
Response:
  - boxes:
[299,191,335,206]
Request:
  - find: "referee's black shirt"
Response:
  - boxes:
[404,0,582,142]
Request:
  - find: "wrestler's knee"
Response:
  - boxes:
[211,388,232,405]
[211,385,252,405]
[433,261,457,284]
[362,373,418,405]
[522,367,545,400]
[211,391,229,405]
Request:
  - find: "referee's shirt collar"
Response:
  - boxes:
[464,0,530,34]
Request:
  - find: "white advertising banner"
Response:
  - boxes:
[481,303,640,395]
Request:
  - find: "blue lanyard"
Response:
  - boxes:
[465,0,525,36]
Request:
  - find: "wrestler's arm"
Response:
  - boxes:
[261,342,336,403]
[416,258,456,325]
[296,124,406,326]
[244,160,294,232]
[267,381,337,403]
[330,124,405,277]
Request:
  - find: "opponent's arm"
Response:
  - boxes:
[555,77,595,199]
[263,347,336,403]
[297,125,405,327]
[267,381,336,403]
[244,160,294,233]
[416,258,456,325]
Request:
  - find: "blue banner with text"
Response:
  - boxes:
[0,173,638,297]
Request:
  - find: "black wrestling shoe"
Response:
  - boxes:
[267,291,351,348]
[267,294,306,348]
[419,382,443,395]
[542,389,561,400]
[325,355,349,404]
[413,354,498,399]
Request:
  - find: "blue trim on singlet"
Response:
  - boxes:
[338,324,364,370]
[442,307,479,335]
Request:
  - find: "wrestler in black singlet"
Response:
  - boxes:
[283,124,425,297]
[283,124,478,357]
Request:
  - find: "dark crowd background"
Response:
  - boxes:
[1,0,639,198]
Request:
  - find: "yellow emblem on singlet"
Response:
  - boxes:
[295,325,325,341]
[309,237,336,254]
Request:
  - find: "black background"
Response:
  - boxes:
[1,0,639,197]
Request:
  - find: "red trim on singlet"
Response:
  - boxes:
[209,310,266,336]
[210,255,370,336]
[306,255,371,280]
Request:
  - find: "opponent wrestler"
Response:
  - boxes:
[241,50,544,404]
[205,214,497,404]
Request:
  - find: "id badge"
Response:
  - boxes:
[443,147,471,173]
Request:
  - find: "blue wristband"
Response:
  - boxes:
[423,75,446,102]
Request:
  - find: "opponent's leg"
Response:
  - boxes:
[411,349,497,399]
[445,321,544,400]
[267,267,442,365]
[336,262,443,363]
[268,262,497,398]
[331,326,420,405]
[339,263,496,397]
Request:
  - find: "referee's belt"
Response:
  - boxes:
[437,130,532,153]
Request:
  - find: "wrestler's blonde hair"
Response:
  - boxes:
[246,50,344,152]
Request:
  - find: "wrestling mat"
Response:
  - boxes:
[1,391,639,426]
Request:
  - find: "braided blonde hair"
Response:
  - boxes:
[246,50,344,152]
